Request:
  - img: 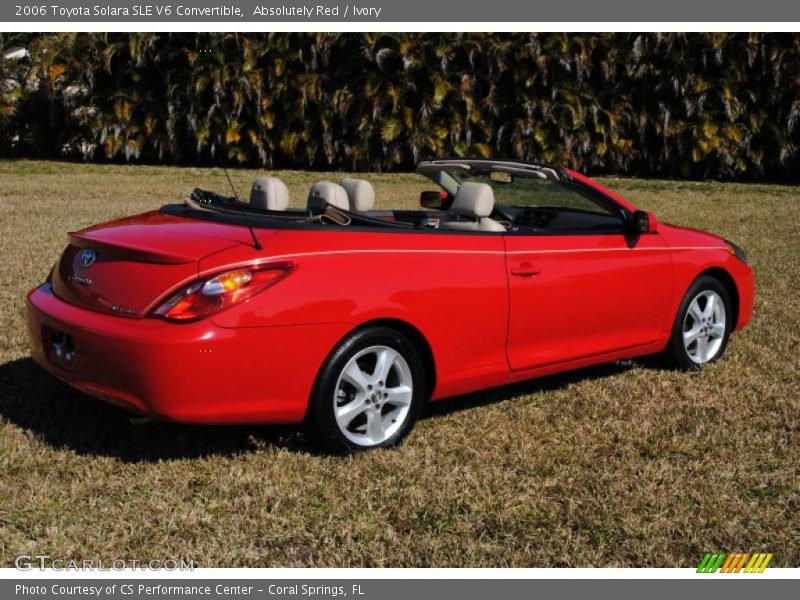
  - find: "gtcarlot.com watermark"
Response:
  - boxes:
[14,554,196,571]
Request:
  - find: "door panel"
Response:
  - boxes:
[505,233,673,371]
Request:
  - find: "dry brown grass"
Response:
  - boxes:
[0,160,797,567]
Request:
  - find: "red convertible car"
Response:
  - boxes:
[27,159,754,452]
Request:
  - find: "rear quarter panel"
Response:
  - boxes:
[201,229,509,397]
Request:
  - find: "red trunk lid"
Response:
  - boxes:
[51,210,261,318]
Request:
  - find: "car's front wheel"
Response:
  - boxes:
[305,326,426,453]
[665,275,733,369]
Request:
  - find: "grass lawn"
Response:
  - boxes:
[0,160,797,567]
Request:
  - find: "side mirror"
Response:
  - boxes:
[630,210,658,235]
[420,191,452,210]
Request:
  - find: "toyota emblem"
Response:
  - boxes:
[80,249,96,268]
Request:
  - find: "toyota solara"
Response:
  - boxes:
[26,159,754,452]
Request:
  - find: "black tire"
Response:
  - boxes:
[664,275,733,370]
[305,326,426,454]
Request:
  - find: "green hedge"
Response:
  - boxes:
[1,33,798,180]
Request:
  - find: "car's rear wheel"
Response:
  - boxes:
[305,326,425,453]
[664,275,733,369]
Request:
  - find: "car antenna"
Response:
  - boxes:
[220,160,263,251]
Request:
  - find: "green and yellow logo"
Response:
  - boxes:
[697,553,773,573]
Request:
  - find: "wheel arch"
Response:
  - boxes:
[698,266,740,327]
[347,318,437,400]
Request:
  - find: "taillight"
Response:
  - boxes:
[152,263,294,322]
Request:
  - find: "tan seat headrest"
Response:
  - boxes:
[450,182,494,218]
[340,178,376,212]
[250,176,290,211]
[307,181,350,211]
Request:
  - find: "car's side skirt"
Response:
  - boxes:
[431,339,667,402]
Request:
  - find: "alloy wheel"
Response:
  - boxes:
[333,345,414,446]
[682,290,727,364]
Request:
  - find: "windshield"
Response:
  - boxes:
[455,171,616,216]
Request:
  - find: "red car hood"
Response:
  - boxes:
[659,221,727,247]
[51,211,269,318]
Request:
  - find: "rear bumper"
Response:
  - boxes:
[26,284,348,424]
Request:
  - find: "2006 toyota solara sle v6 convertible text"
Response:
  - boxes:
[27,159,754,452]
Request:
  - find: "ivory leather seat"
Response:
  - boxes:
[440,182,506,232]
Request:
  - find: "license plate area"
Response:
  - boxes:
[43,326,75,370]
